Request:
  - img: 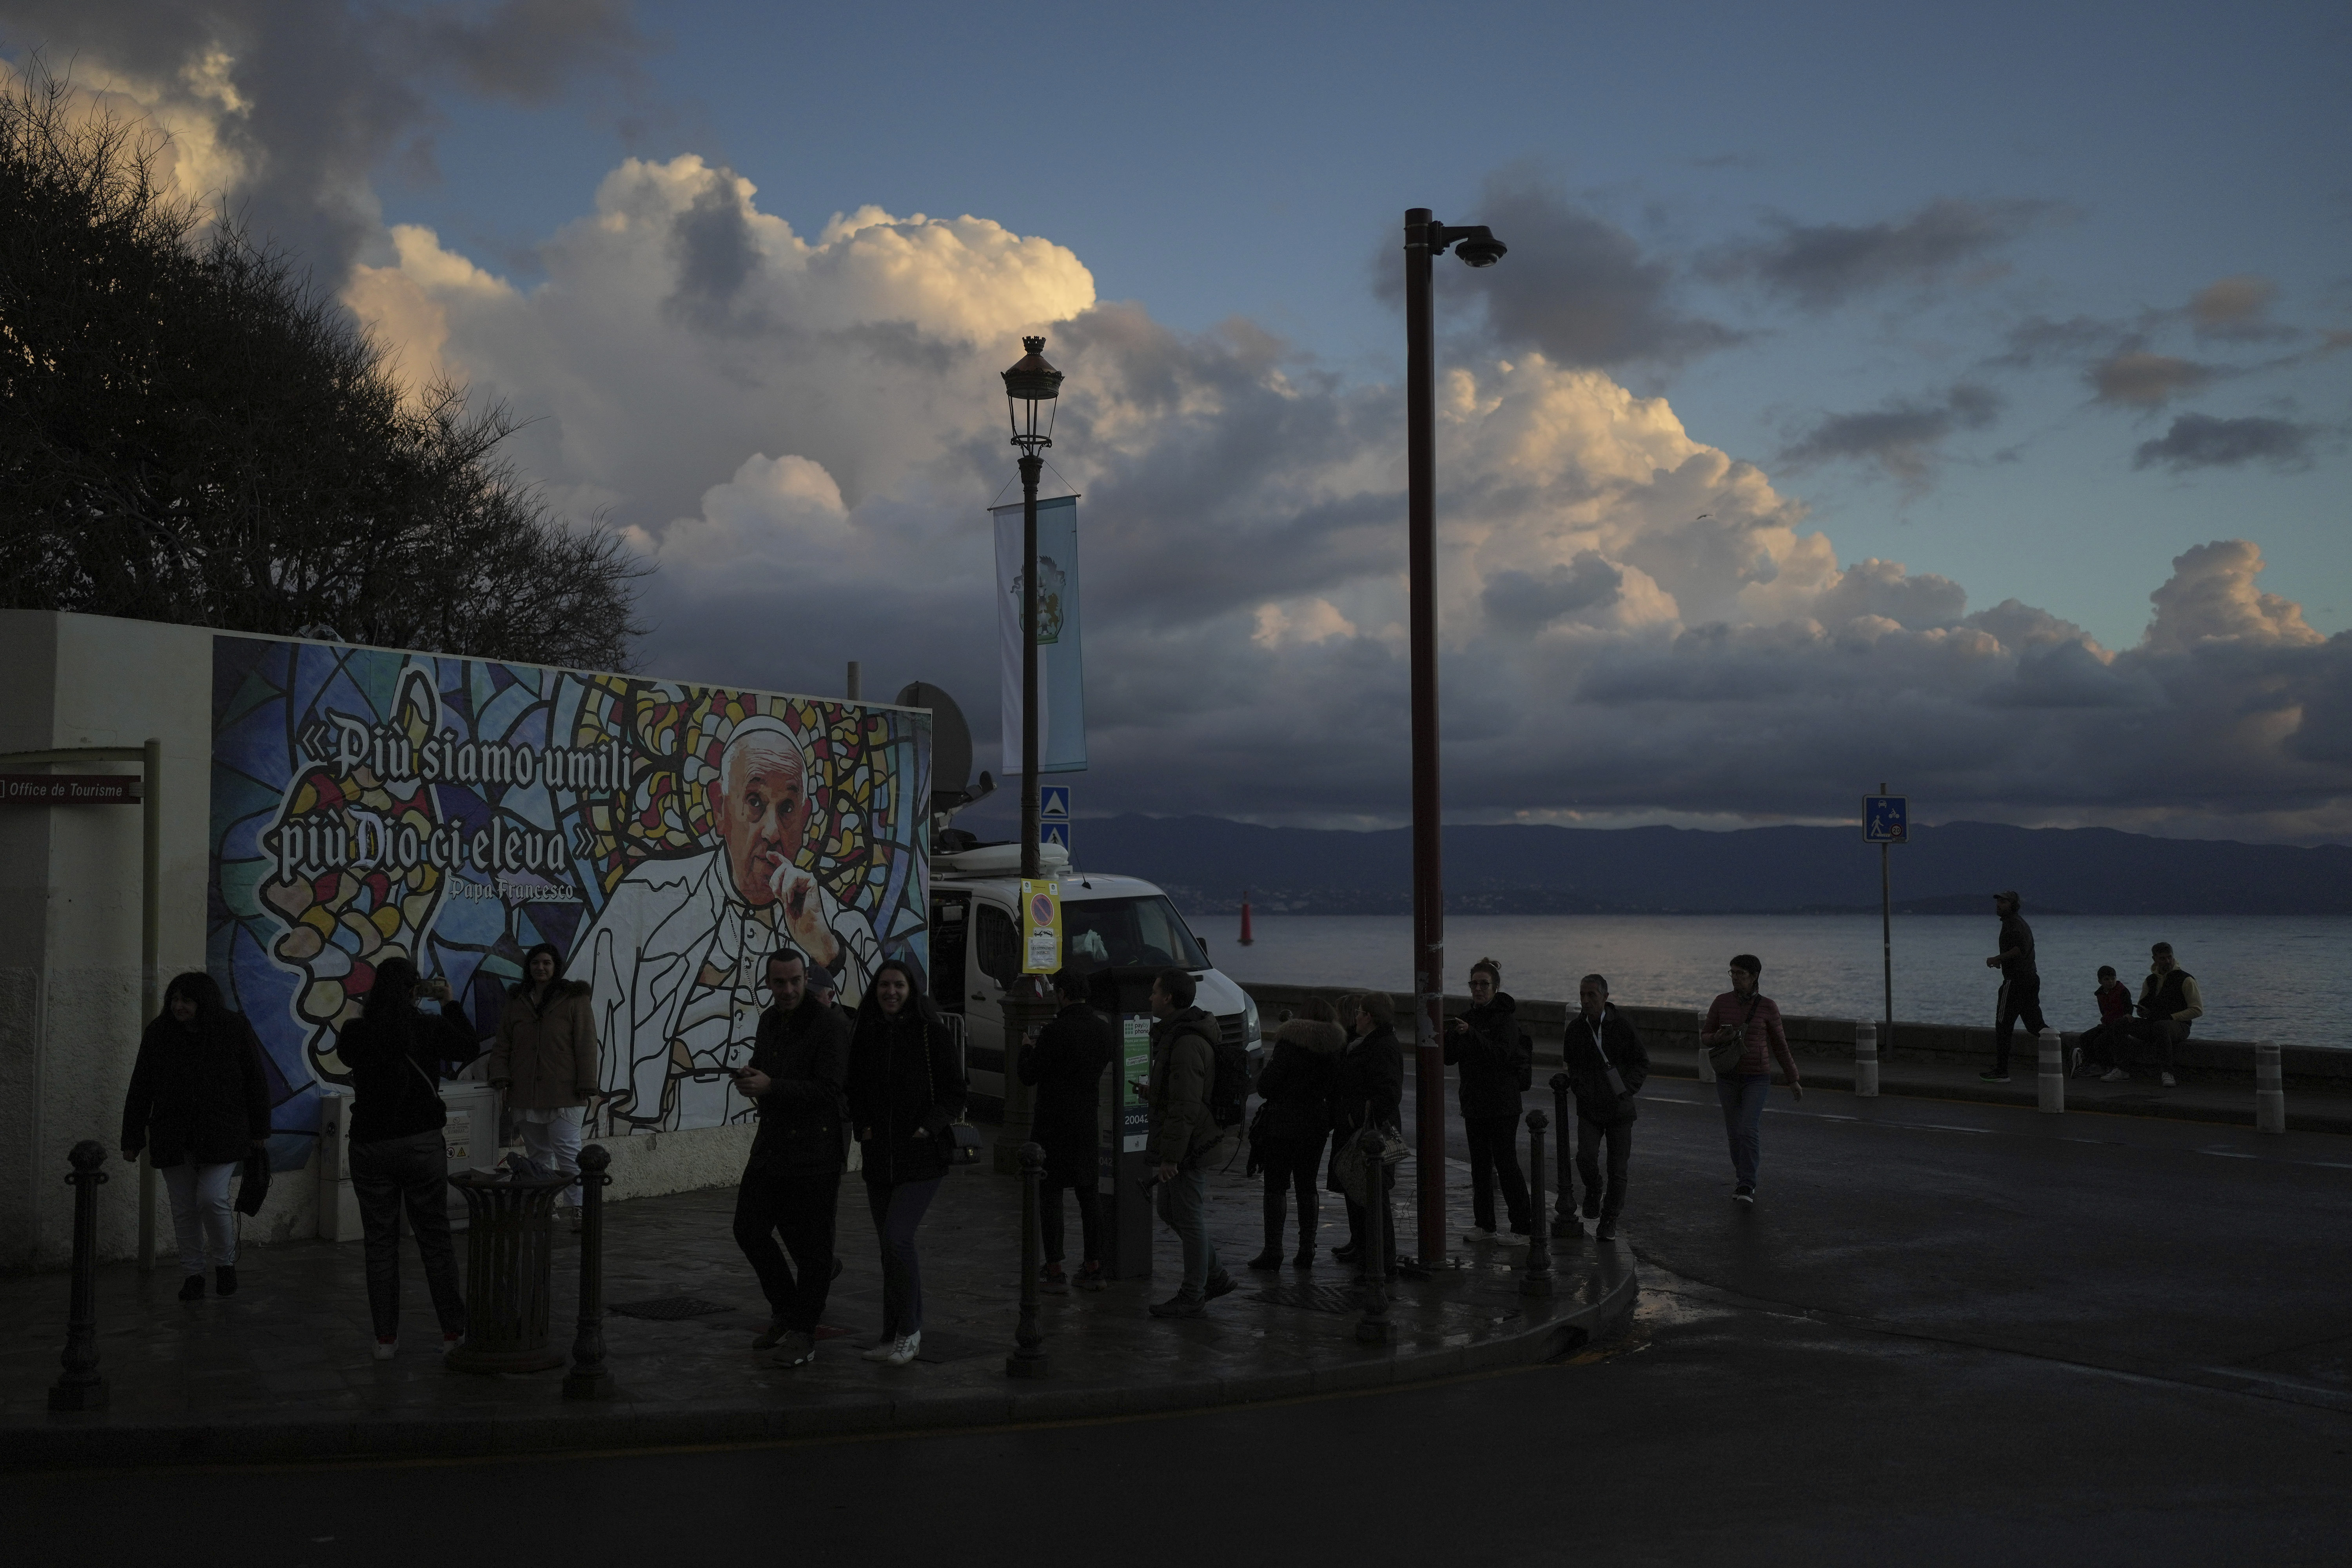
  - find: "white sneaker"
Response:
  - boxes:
[372,1338,397,1361]
[880,1330,921,1368]
[861,1338,899,1362]
[2100,1068,2129,1082]
[1462,1228,1499,1245]
[2160,1071,2176,1087]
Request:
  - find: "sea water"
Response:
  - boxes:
[1209,913,2352,1051]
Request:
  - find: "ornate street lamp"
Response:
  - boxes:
[995,335,1064,1172]
[1401,209,1504,1269]
[1001,335,1063,882]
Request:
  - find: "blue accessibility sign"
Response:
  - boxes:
[1863,795,1907,843]
[1040,785,1071,821]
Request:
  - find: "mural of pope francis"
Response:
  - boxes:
[571,715,880,1131]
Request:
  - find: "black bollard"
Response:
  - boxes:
[562,1144,615,1401]
[1355,1126,1391,1345]
[1007,1141,1049,1377]
[1548,1072,1583,1239]
[50,1141,110,1412]
[1521,1111,1555,1299]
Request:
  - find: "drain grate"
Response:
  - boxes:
[1249,1283,1366,1316]
[608,1296,735,1321]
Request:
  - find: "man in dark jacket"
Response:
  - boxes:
[731,949,850,1367]
[1020,969,1115,1291]
[1145,967,1236,1318]
[1562,974,1647,1243]
[1444,958,1532,1244]
[1983,890,2046,1084]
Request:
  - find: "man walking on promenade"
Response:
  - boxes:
[731,949,851,1367]
[1982,891,2047,1084]
[1562,975,1647,1243]
[2107,942,2203,1088]
[1144,967,1236,1319]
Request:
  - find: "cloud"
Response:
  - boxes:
[2132,413,2315,472]
[1702,197,2056,310]
[2187,274,2296,342]
[2089,349,2216,406]
[1446,176,1744,368]
[1780,384,2002,485]
[2,1,645,280]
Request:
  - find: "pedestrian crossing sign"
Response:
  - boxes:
[1040,822,1071,851]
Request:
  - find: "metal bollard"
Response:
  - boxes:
[50,1141,110,1412]
[1855,1020,1880,1099]
[1355,1127,1391,1345]
[1521,1111,1555,1298]
[2256,1041,2285,1135]
[1007,1142,1049,1377]
[562,1144,615,1401]
[2037,1028,2065,1114]
[1548,1073,1583,1238]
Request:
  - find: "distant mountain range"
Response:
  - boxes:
[1058,815,2352,917]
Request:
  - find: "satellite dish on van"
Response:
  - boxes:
[895,681,993,817]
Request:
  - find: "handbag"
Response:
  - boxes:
[1330,1105,1408,1205]
[1707,995,1761,1075]
[944,1123,983,1165]
[234,1148,272,1216]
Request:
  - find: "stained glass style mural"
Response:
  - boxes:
[209,636,931,1144]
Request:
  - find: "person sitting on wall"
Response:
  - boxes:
[2104,942,2202,1088]
[2074,966,2133,1078]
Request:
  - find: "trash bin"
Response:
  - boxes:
[443,1171,572,1373]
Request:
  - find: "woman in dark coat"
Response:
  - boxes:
[1328,991,1403,1274]
[120,972,272,1301]
[1019,969,1115,1290]
[1444,956,1533,1243]
[338,956,477,1359]
[845,958,966,1367]
[1247,997,1343,1270]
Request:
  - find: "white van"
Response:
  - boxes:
[927,840,1260,1111]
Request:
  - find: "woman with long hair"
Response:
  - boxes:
[338,955,479,1359]
[120,972,272,1301]
[844,958,964,1368]
[1247,996,1342,1270]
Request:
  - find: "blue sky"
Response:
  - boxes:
[377,0,2352,646]
[7,1,2350,837]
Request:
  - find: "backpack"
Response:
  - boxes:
[1204,1020,1250,1130]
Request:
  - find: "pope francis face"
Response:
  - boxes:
[715,729,813,908]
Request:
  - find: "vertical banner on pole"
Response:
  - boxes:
[994,494,1086,776]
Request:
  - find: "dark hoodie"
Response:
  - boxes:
[1332,1021,1404,1137]
[1445,993,1530,1120]
[1255,1016,1345,1143]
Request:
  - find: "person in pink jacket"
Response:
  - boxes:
[1702,954,1802,1205]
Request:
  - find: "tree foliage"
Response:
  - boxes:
[0,65,645,670]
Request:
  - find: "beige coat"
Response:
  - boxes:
[491,981,600,1109]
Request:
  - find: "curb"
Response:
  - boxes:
[1642,1061,2352,1135]
[4,1259,1637,1470]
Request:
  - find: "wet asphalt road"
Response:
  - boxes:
[10,1080,2350,1567]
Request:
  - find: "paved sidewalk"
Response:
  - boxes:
[1644,1053,2352,1134]
[2,1152,1632,1469]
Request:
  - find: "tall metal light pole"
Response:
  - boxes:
[996,336,1063,1170]
[1401,209,1505,1268]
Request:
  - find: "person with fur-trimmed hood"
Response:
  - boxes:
[491,942,600,1221]
[1246,996,1345,1270]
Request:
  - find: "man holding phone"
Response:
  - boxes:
[730,948,850,1368]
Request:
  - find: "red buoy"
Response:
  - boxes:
[1239,889,1254,946]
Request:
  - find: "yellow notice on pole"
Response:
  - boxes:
[1021,878,1061,974]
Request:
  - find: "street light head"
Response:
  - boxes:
[1452,227,1507,268]
[1002,335,1063,452]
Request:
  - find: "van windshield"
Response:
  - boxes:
[1062,895,1209,971]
